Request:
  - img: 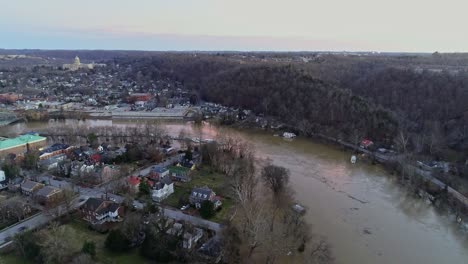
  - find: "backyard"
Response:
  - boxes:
[163,165,234,223]
[3,217,148,264]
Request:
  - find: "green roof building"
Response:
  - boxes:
[0,134,47,157]
[168,165,191,182]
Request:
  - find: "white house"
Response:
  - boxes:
[0,170,6,189]
[81,198,123,225]
[0,170,5,182]
[151,176,174,202]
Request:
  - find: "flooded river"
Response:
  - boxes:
[2,119,468,264]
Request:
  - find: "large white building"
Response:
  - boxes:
[63,56,106,71]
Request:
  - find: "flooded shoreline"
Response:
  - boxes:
[1,119,467,263]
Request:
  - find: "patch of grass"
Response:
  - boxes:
[211,197,234,223]
[64,219,149,263]
[100,248,148,264]
[163,165,235,223]
[1,254,31,264]
[164,185,189,208]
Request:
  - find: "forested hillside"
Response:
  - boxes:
[115,53,468,157]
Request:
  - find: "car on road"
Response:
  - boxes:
[180,204,190,211]
[18,226,28,232]
[109,197,116,202]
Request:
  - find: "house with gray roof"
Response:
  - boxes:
[80,197,124,225]
[20,180,44,195]
[189,186,222,209]
[35,186,63,205]
[151,174,174,202]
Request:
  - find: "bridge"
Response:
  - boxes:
[111,107,202,120]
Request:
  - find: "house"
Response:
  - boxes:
[168,166,191,182]
[198,237,222,261]
[90,153,101,164]
[20,180,44,195]
[360,139,374,149]
[179,159,196,170]
[151,166,169,180]
[183,228,204,249]
[39,154,66,170]
[127,176,141,193]
[151,175,174,202]
[80,197,124,225]
[39,143,70,160]
[166,223,204,249]
[0,170,7,189]
[101,165,120,183]
[35,186,63,205]
[189,186,222,209]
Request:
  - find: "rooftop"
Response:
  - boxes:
[0,134,46,151]
[153,166,168,174]
[168,165,190,173]
[36,186,62,197]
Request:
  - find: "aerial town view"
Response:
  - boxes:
[1,1,468,264]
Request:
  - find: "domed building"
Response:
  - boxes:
[63,56,106,71]
[74,56,80,65]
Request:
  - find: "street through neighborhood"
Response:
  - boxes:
[0,153,222,247]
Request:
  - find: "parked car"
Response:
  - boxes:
[181,204,190,211]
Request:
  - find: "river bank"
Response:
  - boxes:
[227,115,468,226]
[2,118,468,263]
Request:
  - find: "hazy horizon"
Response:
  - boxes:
[2,0,468,52]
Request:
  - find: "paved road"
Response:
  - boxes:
[0,153,186,246]
[163,208,221,232]
[0,195,87,247]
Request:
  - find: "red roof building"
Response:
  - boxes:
[128,93,151,103]
[90,154,101,163]
[127,176,141,193]
[360,139,374,149]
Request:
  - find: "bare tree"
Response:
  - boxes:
[39,223,79,263]
[261,164,289,195]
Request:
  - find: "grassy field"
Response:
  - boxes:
[68,219,148,264]
[163,165,234,223]
[2,218,148,264]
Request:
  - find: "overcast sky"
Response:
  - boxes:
[1,0,467,52]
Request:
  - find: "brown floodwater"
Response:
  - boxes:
[2,119,468,264]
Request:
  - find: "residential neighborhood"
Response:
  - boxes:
[0,124,230,263]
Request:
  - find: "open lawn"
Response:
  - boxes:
[67,218,148,264]
[163,165,234,223]
[3,218,148,264]
[1,254,30,264]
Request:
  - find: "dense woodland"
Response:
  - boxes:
[113,53,468,160]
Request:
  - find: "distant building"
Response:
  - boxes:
[39,143,71,160]
[127,176,141,193]
[0,170,7,189]
[0,93,22,103]
[0,134,47,158]
[63,56,106,71]
[360,139,374,149]
[128,93,152,103]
